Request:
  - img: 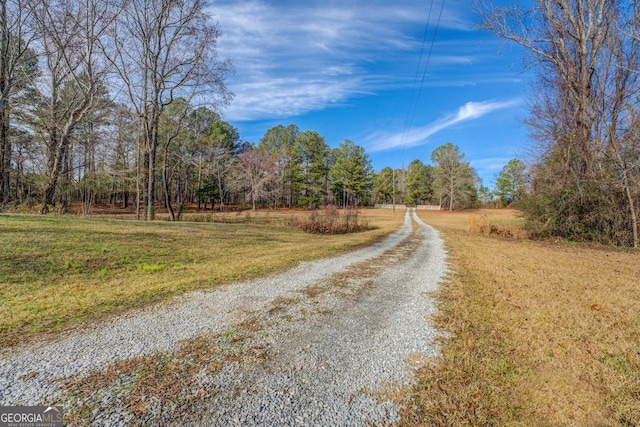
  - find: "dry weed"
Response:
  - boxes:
[298,206,373,235]
[468,214,528,239]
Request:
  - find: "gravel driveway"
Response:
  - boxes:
[0,209,446,426]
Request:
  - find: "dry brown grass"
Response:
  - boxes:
[400,209,640,426]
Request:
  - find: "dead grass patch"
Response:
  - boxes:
[398,209,640,426]
[267,297,300,315]
[299,284,327,299]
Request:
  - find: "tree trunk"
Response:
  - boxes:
[16,156,23,204]
[252,181,256,211]
[449,178,454,211]
[146,144,156,220]
[197,155,202,210]
[41,130,66,214]
[0,0,10,207]
[162,143,175,221]
[625,183,639,249]
[0,106,9,206]
[83,126,96,215]
[217,170,224,212]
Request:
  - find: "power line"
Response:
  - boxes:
[401,0,436,145]
[397,0,447,168]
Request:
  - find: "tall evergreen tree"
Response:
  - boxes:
[258,124,299,208]
[372,167,395,204]
[495,158,527,204]
[406,159,434,206]
[292,130,330,208]
[330,139,373,208]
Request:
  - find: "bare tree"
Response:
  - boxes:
[108,0,231,220]
[479,0,640,247]
[0,0,36,206]
[233,145,275,211]
[31,0,119,213]
[431,143,477,211]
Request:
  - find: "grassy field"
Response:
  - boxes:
[4,207,639,425]
[0,209,404,349]
[402,209,640,426]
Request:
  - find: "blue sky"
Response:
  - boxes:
[207,0,532,188]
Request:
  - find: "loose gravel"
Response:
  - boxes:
[0,209,447,426]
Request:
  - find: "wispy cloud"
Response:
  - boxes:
[207,0,476,121]
[222,77,371,121]
[364,99,521,152]
[472,157,516,183]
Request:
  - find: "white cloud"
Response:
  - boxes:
[208,0,477,121]
[364,99,522,152]
[221,77,370,121]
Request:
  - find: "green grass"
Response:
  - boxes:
[0,210,403,348]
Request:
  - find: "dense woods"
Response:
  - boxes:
[0,0,233,216]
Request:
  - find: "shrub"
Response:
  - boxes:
[467,215,528,239]
[298,206,372,235]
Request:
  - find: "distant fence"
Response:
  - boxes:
[416,205,441,210]
[374,204,441,210]
[374,204,407,209]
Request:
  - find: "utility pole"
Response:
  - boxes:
[392,168,396,213]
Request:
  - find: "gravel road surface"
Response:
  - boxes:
[0,209,446,426]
